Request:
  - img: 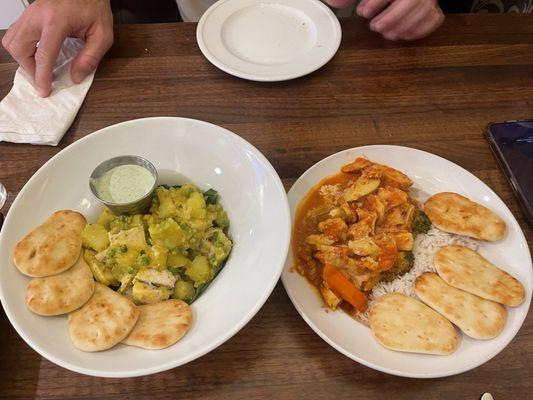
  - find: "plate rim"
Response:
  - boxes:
[281,144,533,378]
[196,0,342,82]
[0,116,292,378]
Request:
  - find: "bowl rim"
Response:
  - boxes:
[0,116,291,377]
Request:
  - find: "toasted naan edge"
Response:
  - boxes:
[68,283,139,352]
[435,245,525,307]
[415,273,506,340]
[25,254,95,316]
[122,299,192,349]
[13,210,86,277]
[424,192,506,241]
[369,292,458,355]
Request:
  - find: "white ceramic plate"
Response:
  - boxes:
[196,0,342,81]
[0,117,291,378]
[281,145,532,378]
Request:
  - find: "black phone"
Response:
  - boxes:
[485,120,533,225]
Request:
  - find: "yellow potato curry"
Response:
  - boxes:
[81,184,232,305]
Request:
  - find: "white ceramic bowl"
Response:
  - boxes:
[281,145,532,378]
[0,117,291,377]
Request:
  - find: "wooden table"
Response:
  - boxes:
[1,14,532,400]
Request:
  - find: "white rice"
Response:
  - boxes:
[360,227,479,322]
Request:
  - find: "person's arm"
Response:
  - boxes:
[324,0,444,41]
[1,0,114,98]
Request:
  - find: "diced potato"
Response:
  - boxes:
[187,191,207,220]
[186,255,213,286]
[173,280,195,301]
[83,249,117,286]
[97,207,115,228]
[343,178,380,202]
[155,187,178,219]
[149,218,187,250]
[132,281,170,304]
[167,252,191,268]
[145,244,169,270]
[81,223,110,252]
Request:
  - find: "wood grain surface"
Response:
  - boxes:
[1,15,532,400]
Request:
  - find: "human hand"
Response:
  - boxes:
[326,0,444,41]
[1,0,114,97]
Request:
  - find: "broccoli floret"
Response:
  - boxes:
[379,251,415,283]
[413,210,432,235]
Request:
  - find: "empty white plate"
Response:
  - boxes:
[197,0,342,81]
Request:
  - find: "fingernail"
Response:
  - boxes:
[38,87,49,98]
[357,5,366,18]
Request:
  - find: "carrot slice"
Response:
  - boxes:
[323,264,368,312]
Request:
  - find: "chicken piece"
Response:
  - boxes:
[336,197,358,224]
[341,157,372,173]
[318,218,348,242]
[135,268,176,288]
[374,234,399,272]
[343,177,381,202]
[393,231,414,251]
[347,209,377,240]
[363,194,386,223]
[384,203,416,230]
[132,281,170,304]
[320,284,342,309]
[118,273,135,294]
[319,184,343,205]
[381,165,413,190]
[361,164,384,180]
[377,187,408,210]
[305,234,334,246]
[354,256,380,271]
[348,237,380,258]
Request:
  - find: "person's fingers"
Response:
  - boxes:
[370,0,421,33]
[399,6,444,40]
[357,0,392,19]
[1,20,21,50]
[71,24,113,83]
[6,32,38,78]
[379,5,428,41]
[34,27,67,97]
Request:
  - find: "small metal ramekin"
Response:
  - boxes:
[89,155,158,215]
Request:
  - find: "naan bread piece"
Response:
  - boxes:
[122,299,192,349]
[424,193,506,241]
[369,292,458,355]
[68,283,139,352]
[436,246,525,307]
[415,273,506,340]
[13,210,86,277]
[25,254,95,316]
